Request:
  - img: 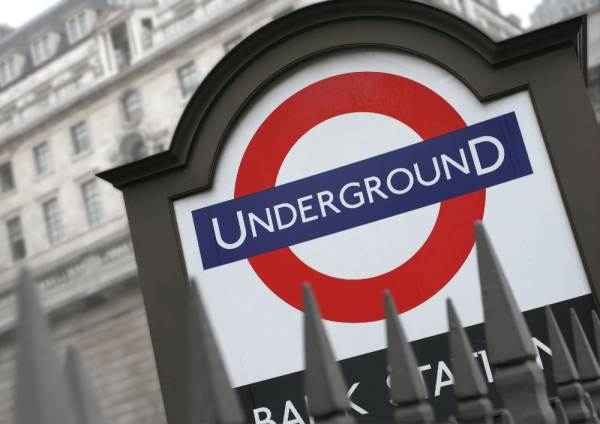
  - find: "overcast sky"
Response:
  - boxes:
[1,0,543,29]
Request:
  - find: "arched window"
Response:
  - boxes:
[131,140,148,161]
[122,90,141,122]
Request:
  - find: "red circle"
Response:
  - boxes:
[235,72,485,322]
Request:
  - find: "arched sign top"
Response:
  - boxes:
[96,2,598,422]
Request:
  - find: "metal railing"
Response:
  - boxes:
[14,268,105,424]
[0,232,136,334]
[185,221,600,423]
[12,221,600,423]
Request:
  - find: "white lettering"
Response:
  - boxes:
[418,364,433,398]
[364,176,389,203]
[253,407,276,424]
[434,361,454,397]
[414,157,441,186]
[317,190,341,217]
[304,396,315,424]
[274,203,297,230]
[387,364,431,402]
[468,136,505,175]
[298,195,318,223]
[386,375,399,406]
[212,211,246,250]
[283,400,305,424]
[474,350,494,382]
[386,168,414,194]
[249,208,274,238]
[441,148,470,180]
[347,382,368,415]
[339,182,365,209]
[532,337,552,370]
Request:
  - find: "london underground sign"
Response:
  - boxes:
[191,72,532,323]
[97,2,600,422]
[173,47,591,396]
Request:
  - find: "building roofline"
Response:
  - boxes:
[0,0,109,93]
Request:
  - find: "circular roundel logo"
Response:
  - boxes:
[235,72,485,323]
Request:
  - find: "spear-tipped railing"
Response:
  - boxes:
[13,221,600,423]
[546,306,591,423]
[475,223,557,423]
[303,285,356,423]
[447,298,493,423]
[15,268,104,424]
[385,291,434,424]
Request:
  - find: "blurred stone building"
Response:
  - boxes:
[530,0,599,28]
[529,0,600,123]
[0,0,526,422]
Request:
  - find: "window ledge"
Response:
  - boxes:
[121,118,142,129]
[0,188,16,199]
[34,169,55,182]
[72,148,94,162]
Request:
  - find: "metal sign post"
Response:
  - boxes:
[98,1,600,422]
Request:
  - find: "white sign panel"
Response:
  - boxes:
[173,49,590,390]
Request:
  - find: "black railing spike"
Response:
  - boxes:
[474,221,556,423]
[571,308,600,413]
[501,409,515,424]
[474,222,537,362]
[593,311,600,364]
[554,399,569,424]
[585,392,600,423]
[15,267,79,424]
[384,291,434,424]
[303,283,355,423]
[546,306,591,423]
[547,307,580,382]
[64,345,105,424]
[187,279,245,423]
[447,298,493,423]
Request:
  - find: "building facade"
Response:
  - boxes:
[530,0,599,28]
[528,0,600,124]
[0,0,525,422]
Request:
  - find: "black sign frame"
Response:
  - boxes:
[98,1,600,421]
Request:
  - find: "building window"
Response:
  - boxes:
[6,217,26,261]
[81,180,103,227]
[0,162,14,193]
[31,34,53,64]
[122,90,141,123]
[34,142,52,175]
[71,121,90,154]
[67,12,90,43]
[141,18,153,49]
[177,62,198,97]
[111,23,131,71]
[131,140,148,161]
[0,56,18,85]
[43,198,63,245]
